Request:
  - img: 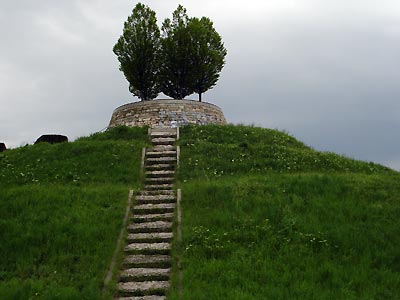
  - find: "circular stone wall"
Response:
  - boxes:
[108,99,227,128]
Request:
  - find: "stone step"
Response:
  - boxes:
[151,137,176,145]
[150,131,177,138]
[128,221,172,233]
[146,157,176,164]
[132,213,174,223]
[127,232,173,243]
[145,170,175,178]
[120,268,170,282]
[150,128,177,133]
[145,177,174,185]
[124,254,171,268]
[136,194,175,204]
[138,190,175,196]
[133,203,175,214]
[136,193,175,202]
[116,296,166,300]
[144,184,174,191]
[145,164,175,171]
[146,151,176,158]
[135,198,175,205]
[125,242,171,254]
[117,281,170,296]
[149,145,176,152]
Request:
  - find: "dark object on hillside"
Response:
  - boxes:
[35,135,68,145]
[0,143,6,152]
[239,142,248,150]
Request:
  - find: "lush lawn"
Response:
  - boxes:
[169,125,400,300]
[0,185,128,300]
[2,124,399,299]
[0,126,148,300]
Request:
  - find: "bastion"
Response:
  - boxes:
[108,99,227,128]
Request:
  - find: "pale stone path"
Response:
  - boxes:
[116,128,179,300]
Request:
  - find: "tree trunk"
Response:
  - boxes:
[199,92,202,102]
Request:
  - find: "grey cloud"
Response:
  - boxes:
[0,0,399,170]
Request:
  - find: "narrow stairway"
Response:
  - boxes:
[116,127,179,300]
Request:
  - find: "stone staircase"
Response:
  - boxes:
[116,128,179,300]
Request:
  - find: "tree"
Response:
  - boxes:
[113,3,160,100]
[188,17,227,102]
[159,5,194,99]
[160,5,227,101]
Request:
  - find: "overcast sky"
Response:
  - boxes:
[1,0,400,170]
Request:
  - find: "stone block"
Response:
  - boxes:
[108,99,227,128]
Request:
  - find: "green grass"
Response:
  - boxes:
[0,126,148,300]
[2,123,399,300]
[169,124,400,300]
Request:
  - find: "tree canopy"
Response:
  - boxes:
[187,17,227,102]
[114,3,227,102]
[113,3,160,100]
[159,5,194,99]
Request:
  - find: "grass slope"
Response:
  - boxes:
[0,126,148,300]
[170,124,400,300]
[1,124,399,300]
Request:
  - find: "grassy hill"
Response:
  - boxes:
[1,124,399,300]
[0,126,148,299]
[171,125,399,300]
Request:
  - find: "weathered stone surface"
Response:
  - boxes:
[128,221,172,232]
[151,137,176,145]
[120,268,170,281]
[146,151,176,158]
[128,232,173,242]
[116,295,166,300]
[108,99,227,129]
[118,281,170,294]
[125,242,171,253]
[145,177,174,184]
[145,164,175,172]
[144,184,174,191]
[34,134,68,145]
[0,143,6,152]
[133,204,175,214]
[150,145,176,152]
[136,194,175,202]
[146,157,176,163]
[137,190,175,196]
[124,254,171,266]
[124,254,171,267]
[150,131,177,138]
[115,125,180,300]
[132,213,174,222]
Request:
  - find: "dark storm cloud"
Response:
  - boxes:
[0,0,399,170]
[209,4,400,170]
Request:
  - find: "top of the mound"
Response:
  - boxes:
[178,124,395,178]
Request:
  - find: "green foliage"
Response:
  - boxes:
[77,125,148,142]
[188,17,227,102]
[173,175,400,300]
[160,6,227,101]
[178,125,393,179]
[169,124,400,300]
[0,185,127,300]
[2,123,398,299]
[0,126,146,299]
[0,127,148,187]
[160,5,194,99]
[114,4,227,101]
[113,3,161,100]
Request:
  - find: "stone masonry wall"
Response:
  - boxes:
[108,99,227,128]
